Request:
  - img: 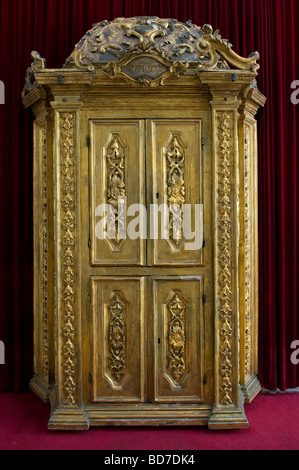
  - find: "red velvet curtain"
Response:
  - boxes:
[0,0,298,392]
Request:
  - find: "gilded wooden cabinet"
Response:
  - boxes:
[23,17,266,430]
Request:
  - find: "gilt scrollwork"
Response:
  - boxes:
[64,17,259,78]
[22,51,46,97]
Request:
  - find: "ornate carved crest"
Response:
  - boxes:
[63,17,259,87]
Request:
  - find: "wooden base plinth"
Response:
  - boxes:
[30,374,51,404]
[48,407,90,431]
[208,407,249,430]
[241,376,261,404]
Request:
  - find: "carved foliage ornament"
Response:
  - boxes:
[64,17,259,78]
[166,135,186,249]
[105,135,126,251]
[216,112,234,406]
[167,292,187,387]
[60,113,77,406]
[106,292,127,386]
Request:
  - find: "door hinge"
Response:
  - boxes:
[202,239,205,248]
[203,374,207,385]
[201,137,205,148]
[88,294,91,304]
[86,135,90,148]
[88,372,92,384]
[202,294,207,305]
[88,238,91,249]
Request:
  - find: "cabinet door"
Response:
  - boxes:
[89,120,146,266]
[91,277,146,402]
[149,120,203,266]
[152,277,204,403]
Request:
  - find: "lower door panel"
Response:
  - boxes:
[152,276,204,403]
[91,276,146,403]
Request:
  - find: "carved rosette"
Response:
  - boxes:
[244,125,251,377]
[167,292,186,387]
[41,124,49,375]
[216,112,234,406]
[60,113,77,406]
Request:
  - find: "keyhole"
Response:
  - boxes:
[158,338,160,344]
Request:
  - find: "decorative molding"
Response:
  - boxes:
[166,291,186,387]
[60,112,77,406]
[106,292,127,386]
[64,17,259,77]
[216,111,234,406]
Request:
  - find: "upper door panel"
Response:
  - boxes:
[89,119,146,266]
[148,119,203,266]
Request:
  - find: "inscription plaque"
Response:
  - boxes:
[121,57,168,81]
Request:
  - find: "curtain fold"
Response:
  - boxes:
[0,0,298,392]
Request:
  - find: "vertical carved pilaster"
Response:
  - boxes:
[216,111,234,406]
[244,124,251,378]
[48,106,88,429]
[30,117,51,403]
[41,123,49,376]
[60,112,77,406]
[208,100,248,429]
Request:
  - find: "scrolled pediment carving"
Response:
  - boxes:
[22,51,46,98]
[64,16,260,78]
